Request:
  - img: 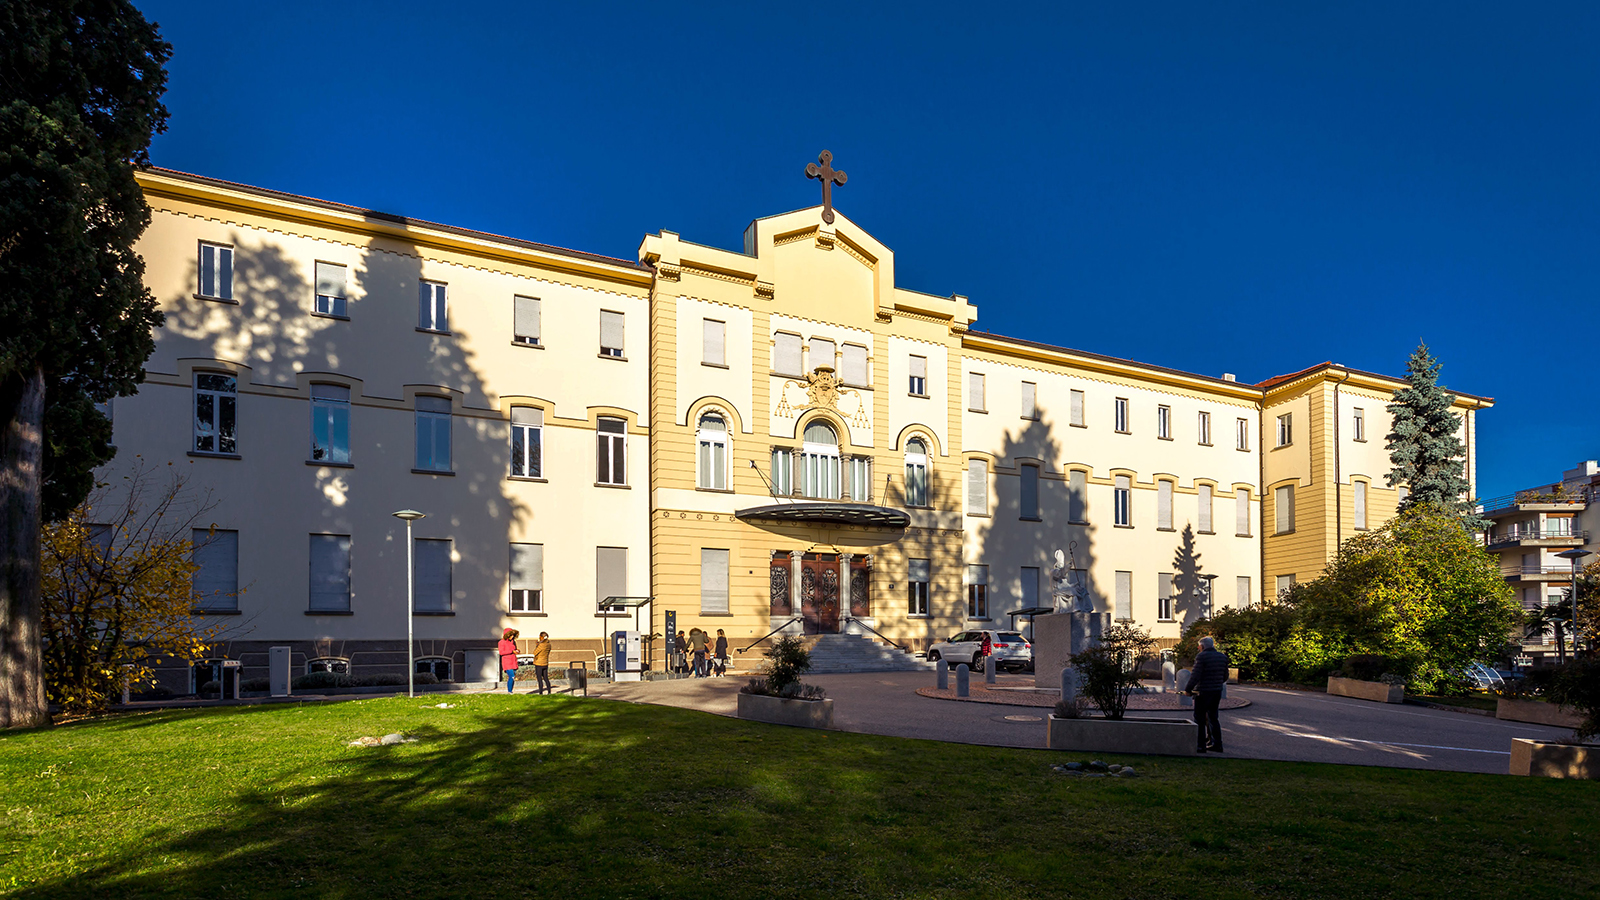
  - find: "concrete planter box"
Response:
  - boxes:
[737,692,834,729]
[1509,738,1600,779]
[1327,675,1404,704]
[1496,697,1583,729]
[1047,715,1199,756]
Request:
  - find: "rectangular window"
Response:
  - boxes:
[1276,574,1296,599]
[597,417,627,485]
[1115,571,1132,620]
[966,564,989,619]
[597,546,627,613]
[191,529,238,610]
[969,372,986,411]
[770,448,793,497]
[1354,481,1368,530]
[809,337,835,371]
[774,332,802,376]
[1158,573,1174,621]
[703,318,726,366]
[514,296,541,346]
[1157,480,1173,530]
[1114,397,1129,433]
[310,384,350,464]
[966,459,988,516]
[309,534,352,612]
[1021,566,1040,609]
[1157,405,1171,439]
[510,407,543,478]
[1020,464,1039,519]
[1198,484,1213,533]
[600,310,625,357]
[1353,407,1366,442]
[1236,488,1251,536]
[1068,470,1087,523]
[908,354,927,395]
[848,456,871,501]
[1276,413,1292,447]
[314,262,347,317]
[193,373,237,455]
[1198,411,1211,445]
[198,242,233,300]
[413,538,453,612]
[1237,575,1252,610]
[841,343,868,386]
[1114,475,1131,527]
[1021,382,1037,419]
[1236,417,1250,451]
[1275,485,1295,533]
[418,281,447,331]
[510,543,543,612]
[1070,389,1085,427]
[700,548,730,614]
[414,396,452,472]
[908,558,930,616]
[1398,485,1409,505]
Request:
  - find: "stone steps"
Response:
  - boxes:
[799,633,935,674]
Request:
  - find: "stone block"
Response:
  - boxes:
[1496,697,1583,729]
[1509,738,1599,779]
[736,693,834,729]
[1327,675,1404,704]
[1032,610,1112,688]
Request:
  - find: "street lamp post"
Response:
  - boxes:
[392,510,426,698]
[1556,548,1593,655]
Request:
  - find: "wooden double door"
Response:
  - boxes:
[771,552,872,634]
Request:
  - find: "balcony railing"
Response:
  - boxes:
[1479,489,1588,514]
[1486,528,1587,546]
[1501,565,1579,580]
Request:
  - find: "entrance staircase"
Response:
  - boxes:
[799,633,935,674]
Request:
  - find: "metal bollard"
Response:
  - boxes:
[937,658,949,690]
[985,654,996,684]
[956,664,970,697]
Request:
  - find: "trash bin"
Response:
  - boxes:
[567,661,588,697]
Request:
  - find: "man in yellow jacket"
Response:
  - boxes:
[531,632,553,694]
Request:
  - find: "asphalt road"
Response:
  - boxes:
[592,672,1574,774]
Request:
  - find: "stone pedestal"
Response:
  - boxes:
[1031,611,1112,689]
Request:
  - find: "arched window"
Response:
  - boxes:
[904,438,929,507]
[307,657,349,675]
[416,657,451,682]
[801,421,840,499]
[697,413,728,490]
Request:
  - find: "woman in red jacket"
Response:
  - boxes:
[498,628,520,693]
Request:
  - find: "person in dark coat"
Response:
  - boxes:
[1183,636,1231,752]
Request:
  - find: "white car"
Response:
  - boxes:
[926,630,1032,673]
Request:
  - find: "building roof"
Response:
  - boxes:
[1255,361,1494,404]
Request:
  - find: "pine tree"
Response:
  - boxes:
[1385,343,1484,530]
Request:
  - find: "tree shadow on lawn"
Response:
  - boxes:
[7,696,1600,899]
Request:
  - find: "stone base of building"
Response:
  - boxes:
[1509,738,1599,778]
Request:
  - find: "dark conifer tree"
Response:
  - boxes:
[1385,343,1486,531]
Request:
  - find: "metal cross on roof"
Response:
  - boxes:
[805,150,848,225]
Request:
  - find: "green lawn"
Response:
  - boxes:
[1,695,1596,899]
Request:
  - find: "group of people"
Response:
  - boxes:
[497,628,554,694]
[672,627,728,678]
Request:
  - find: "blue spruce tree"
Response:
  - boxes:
[1385,343,1485,530]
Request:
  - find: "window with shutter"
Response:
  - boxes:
[596,546,627,612]
[1115,398,1130,433]
[600,310,625,357]
[510,407,543,478]
[841,343,868,386]
[1070,389,1085,426]
[908,558,930,616]
[1354,481,1368,530]
[309,534,351,612]
[418,281,447,331]
[1197,484,1213,533]
[700,548,730,614]
[1236,488,1251,536]
[413,539,453,612]
[773,333,802,376]
[1237,576,1252,609]
[510,543,544,612]
[908,355,927,395]
[969,373,986,411]
[1068,469,1087,523]
[1021,381,1037,419]
[809,338,835,371]
[1021,567,1040,608]
[1236,417,1250,451]
[967,459,988,515]
[1157,480,1173,530]
[1157,405,1171,439]
[1353,407,1366,441]
[314,262,347,317]
[1114,475,1131,526]
[1275,485,1295,533]
[703,319,726,366]
[1020,465,1039,519]
[1198,411,1211,445]
[1276,414,1292,447]
[966,564,989,619]
[1158,573,1174,620]
[514,296,541,345]
[192,529,239,610]
[1115,571,1132,620]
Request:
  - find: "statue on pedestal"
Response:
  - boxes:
[1050,544,1093,613]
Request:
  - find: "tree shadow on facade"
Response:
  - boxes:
[1170,523,1209,632]
[121,228,525,685]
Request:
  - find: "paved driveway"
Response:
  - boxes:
[591,673,1574,774]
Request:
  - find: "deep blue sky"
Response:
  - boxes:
[136,1,1597,498]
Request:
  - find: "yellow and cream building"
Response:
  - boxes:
[111,165,1490,688]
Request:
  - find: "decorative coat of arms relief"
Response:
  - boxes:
[775,366,870,428]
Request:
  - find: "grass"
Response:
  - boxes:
[0,695,1596,899]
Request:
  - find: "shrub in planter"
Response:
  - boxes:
[293,671,354,690]
[1339,654,1409,684]
[1069,624,1156,720]
[1538,659,1600,742]
[356,673,409,687]
[129,685,173,701]
[240,677,270,692]
[739,637,824,700]
[198,679,220,698]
